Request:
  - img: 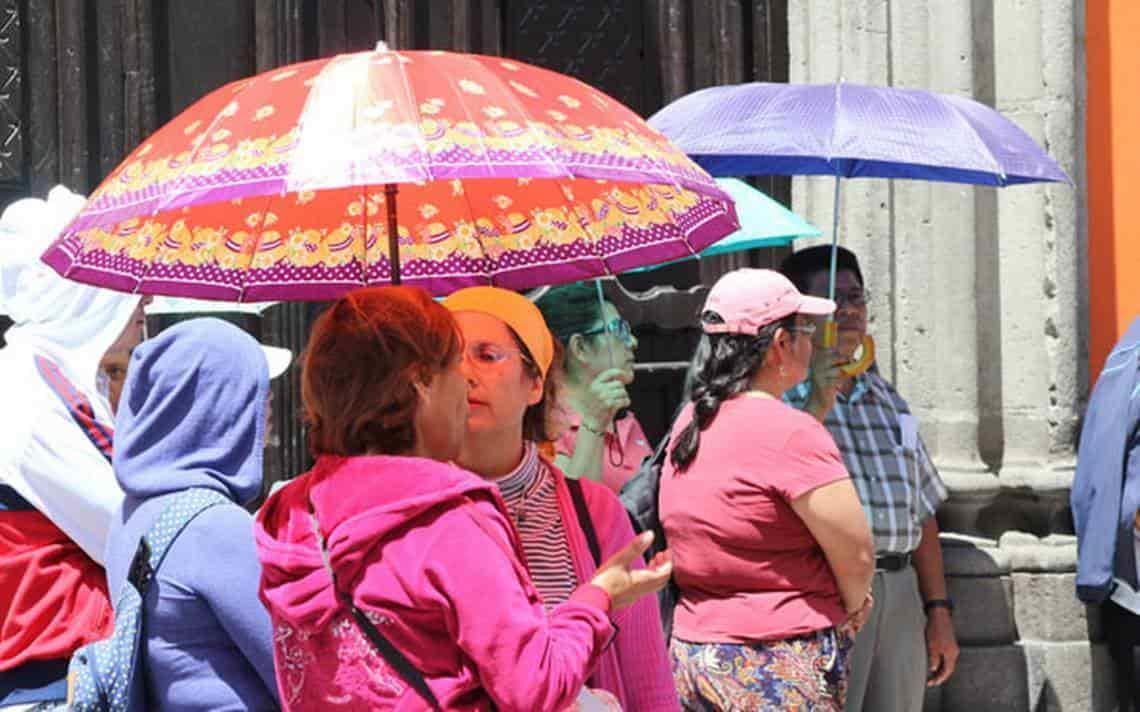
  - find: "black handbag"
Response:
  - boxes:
[618,428,678,641]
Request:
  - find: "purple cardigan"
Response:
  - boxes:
[547,461,680,711]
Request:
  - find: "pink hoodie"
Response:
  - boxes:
[255,455,615,711]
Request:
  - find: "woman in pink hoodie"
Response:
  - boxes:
[441,287,680,711]
[255,287,672,711]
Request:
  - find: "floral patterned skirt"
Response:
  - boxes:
[670,627,851,712]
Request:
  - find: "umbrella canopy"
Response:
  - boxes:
[648,81,1070,186]
[43,46,737,301]
[649,80,1070,374]
[627,177,819,272]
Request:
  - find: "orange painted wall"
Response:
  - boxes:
[1087,0,1140,380]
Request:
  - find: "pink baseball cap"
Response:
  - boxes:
[702,268,836,335]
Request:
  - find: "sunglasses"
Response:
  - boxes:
[832,289,871,307]
[805,289,871,307]
[581,317,634,345]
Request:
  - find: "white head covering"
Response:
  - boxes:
[0,186,141,562]
[0,186,141,396]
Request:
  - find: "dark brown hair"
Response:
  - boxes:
[779,244,865,293]
[533,282,606,359]
[670,312,795,472]
[507,327,563,443]
[302,286,462,456]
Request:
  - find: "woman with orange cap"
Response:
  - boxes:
[443,286,680,711]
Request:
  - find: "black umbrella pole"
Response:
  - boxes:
[386,183,401,285]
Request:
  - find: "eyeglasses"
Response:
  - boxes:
[832,289,871,307]
[581,317,634,345]
[462,341,525,369]
[786,323,817,337]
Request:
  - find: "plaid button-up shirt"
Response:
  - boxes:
[788,371,947,554]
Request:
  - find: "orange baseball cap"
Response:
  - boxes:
[442,286,556,378]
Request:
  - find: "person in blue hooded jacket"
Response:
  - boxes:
[103,318,279,711]
[1072,316,1140,710]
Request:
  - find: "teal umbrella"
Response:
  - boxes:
[627,178,819,272]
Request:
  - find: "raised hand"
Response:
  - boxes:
[589,531,673,610]
[579,368,632,432]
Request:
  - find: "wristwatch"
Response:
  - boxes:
[923,598,954,614]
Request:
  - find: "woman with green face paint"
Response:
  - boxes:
[534,283,653,493]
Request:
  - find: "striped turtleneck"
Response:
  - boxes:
[493,442,578,608]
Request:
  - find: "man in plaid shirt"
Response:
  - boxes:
[782,246,959,712]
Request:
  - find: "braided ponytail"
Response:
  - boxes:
[669,312,796,472]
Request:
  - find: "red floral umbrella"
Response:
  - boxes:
[42,45,737,301]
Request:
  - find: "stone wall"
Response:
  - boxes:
[787,1,1098,709]
[927,534,1115,711]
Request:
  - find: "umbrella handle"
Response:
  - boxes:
[593,278,626,466]
[840,335,876,376]
[386,183,400,285]
[828,173,841,303]
[821,321,876,377]
[822,172,873,376]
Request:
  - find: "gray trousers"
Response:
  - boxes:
[844,566,927,712]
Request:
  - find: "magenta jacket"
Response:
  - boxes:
[255,455,615,711]
[546,464,680,711]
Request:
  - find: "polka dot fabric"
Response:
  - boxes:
[67,489,231,711]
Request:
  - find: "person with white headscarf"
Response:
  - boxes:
[0,187,143,710]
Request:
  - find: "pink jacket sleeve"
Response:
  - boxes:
[436,500,616,712]
[584,481,682,712]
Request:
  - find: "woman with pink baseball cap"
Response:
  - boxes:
[659,268,875,711]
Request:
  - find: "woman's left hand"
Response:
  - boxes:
[840,591,874,636]
[590,531,673,610]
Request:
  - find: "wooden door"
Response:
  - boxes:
[0,0,790,474]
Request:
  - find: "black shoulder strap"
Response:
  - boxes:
[309,508,441,710]
[346,605,441,711]
[566,478,602,567]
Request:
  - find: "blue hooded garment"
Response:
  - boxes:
[1072,317,1140,604]
[104,318,279,711]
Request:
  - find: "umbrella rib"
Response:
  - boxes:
[389,46,432,182]
[443,56,500,181]
[150,80,258,219]
[945,99,1008,183]
[556,175,612,279]
[828,81,842,173]
[360,184,369,288]
[453,179,496,287]
[486,58,573,181]
[236,193,278,303]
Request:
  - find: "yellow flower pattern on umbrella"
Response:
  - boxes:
[44,47,736,300]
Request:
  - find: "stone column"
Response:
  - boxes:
[788,0,1085,513]
[887,2,987,475]
[987,0,1083,490]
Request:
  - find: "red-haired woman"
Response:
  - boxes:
[255,287,671,712]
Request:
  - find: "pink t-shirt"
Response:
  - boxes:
[554,407,653,494]
[659,395,850,644]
